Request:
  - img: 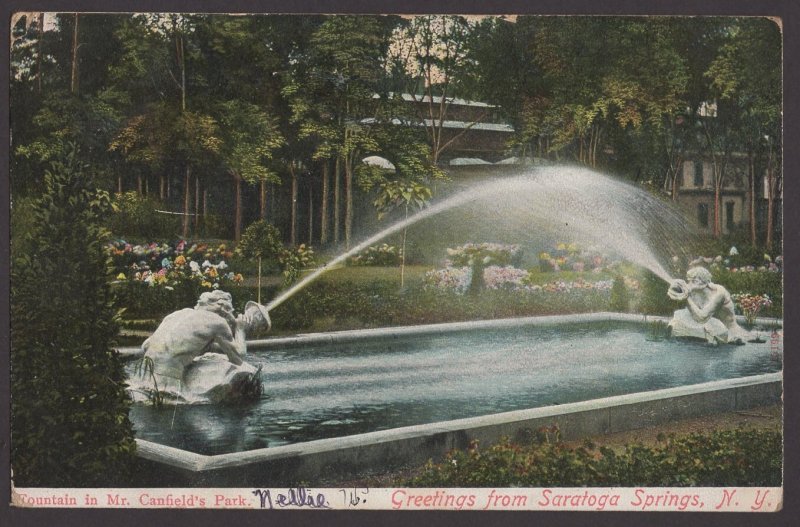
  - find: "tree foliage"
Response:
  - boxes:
[11,146,137,486]
[9,14,783,246]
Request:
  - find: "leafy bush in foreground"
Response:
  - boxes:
[11,150,137,486]
[406,427,782,487]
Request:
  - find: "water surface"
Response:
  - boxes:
[128,321,781,455]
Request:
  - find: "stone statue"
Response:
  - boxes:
[135,290,271,403]
[667,266,749,345]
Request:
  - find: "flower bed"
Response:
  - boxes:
[446,243,522,268]
[732,293,773,326]
[348,244,403,267]
[107,240,250,321]
[425,242,639,298]
[107,240,243,290]
[538,243,620,273]
[671,247,783,318]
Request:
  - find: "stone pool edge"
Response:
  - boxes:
[134,372,782,486]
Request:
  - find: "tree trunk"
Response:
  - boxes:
[713,181,721,238]
[194,174,200,234]
[160,175,165,200]
[117,174,122,194]
[182,166,191,239]
[308,182,314,245]
[202,189,207,235]
[177,34,186,112]
[257,256,262,304]
[344,158,353,249]
[333,157,341,245]
[766,147,775,249]
[137,174,143,195]
[670,158,683,201]
[320,161,329,244]
[260,180,267,220]
[233,171,242,241]
[290,162,298,246]
[37,13,43,93]
[70,13,79,94]
[269,183,275,223]
[748,146,757,246]
[400,204,408,289]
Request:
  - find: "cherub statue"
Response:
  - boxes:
[667,266,749,345]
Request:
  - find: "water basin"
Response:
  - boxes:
[127,318,781,455]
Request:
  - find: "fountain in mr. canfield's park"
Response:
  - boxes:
[127,166,759,406]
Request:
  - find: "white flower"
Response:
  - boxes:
[202,259,213,268]
[217,260,228,270]
[189,261,201,273]
[729,246,739,256]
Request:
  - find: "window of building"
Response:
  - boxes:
[694,161,704,187]
[698,203,709,228]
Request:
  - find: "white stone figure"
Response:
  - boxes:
[667,266,749,345]
[137,290,270,402]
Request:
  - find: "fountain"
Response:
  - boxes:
[125,166,780,468]
[667,266,751,344]
[266,167,688,314]
[129,290,271,403]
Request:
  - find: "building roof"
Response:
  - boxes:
[360,117,514,133]
[374,92,498,108]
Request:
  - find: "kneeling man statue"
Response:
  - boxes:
[667,266,749,345]
[137,290,271,402]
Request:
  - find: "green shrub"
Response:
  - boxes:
[405,427,782,487]
[636,271,680,316]
[11,149,137,486]
[348,244,403,267]
[236,221,283,264]
[610,276,630,312]
[107,191,180,239]
[10,196,38,258]
[712,269,783,317]
[201,213,231,239]
[266,279,616,333]
[279,244,316,286]
[114,281,260,321]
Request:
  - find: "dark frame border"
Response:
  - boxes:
[2,1,797,526]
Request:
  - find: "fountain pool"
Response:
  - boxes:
[127,315,781,456]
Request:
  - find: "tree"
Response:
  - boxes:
[236,221,284,303]
[530,17,612,166]
[12,14,127,195]
[707,18,781,247]
[214,100,284,241]
[388,15,483,165]
[374,179,431,288]
[308,16,392,248]
[11,147,136,486]
[192,15,288,224]
[529,18,690,171]
[113,14,214,238]
[110,103,222,237]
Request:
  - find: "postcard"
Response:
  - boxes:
[7,11,784,512]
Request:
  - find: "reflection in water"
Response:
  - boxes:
[128,321,781,455]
